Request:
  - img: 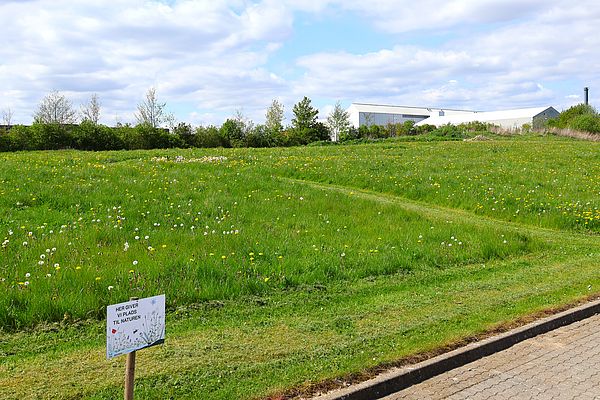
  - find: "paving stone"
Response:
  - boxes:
[382,314,600,400]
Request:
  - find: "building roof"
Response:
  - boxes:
[348,102,475,116]
[415,106,557,127]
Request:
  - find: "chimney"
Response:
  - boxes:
[584,87,589,105]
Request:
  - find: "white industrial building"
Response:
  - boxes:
[347,103,478,128]
[415,106,559,130]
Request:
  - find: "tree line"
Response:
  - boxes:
[0,89,356,151]
[1,89,597,152]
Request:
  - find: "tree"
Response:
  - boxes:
[80,93,101,124]
[33,91,77,124]
[135,87,167,128]
[326,101,350,141]
[1,107,13,125]
[265,99,284,132]
[291,96,318,130]
[172,122,194,147]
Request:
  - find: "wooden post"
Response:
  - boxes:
[124,351,136,400]
[124,297,139,400]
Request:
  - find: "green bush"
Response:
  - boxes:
[570,114,600,133]
[194,125,227,148]
[29,123,75,150]
[74,121,123,151]
[431,124,466,138]
[548,104,599,130]
[172,122,194,148]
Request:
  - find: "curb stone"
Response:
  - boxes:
[311,298,600,400]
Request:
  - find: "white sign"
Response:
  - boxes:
[106,294,165,359]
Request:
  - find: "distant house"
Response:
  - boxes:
[346,103,477,128]
[415,106,559,130]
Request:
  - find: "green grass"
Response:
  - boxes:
[1,136,599,399]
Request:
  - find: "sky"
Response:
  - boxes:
[0,0,598,126]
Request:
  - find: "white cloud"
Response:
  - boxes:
[0,0,293,124]
[0,0,599,125]
[290,1,600,111]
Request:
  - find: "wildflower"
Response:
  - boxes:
[221,255,227,260]
[144,235,149,240]
[46,273,51,277]
[132,260,138,265]
[108,285,114,291]
[25,272,31,278]
[38,260,45,266]
[24,281,29,286]
[40,254,45,259]
[135,236,140,240]
[95,277,101,281]
[22,241,28,246]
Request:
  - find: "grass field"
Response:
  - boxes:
[1,135,599,399]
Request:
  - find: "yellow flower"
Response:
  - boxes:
[95,277,101,281]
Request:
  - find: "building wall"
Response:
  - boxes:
[359,112,428,126]
[532,108,560,129]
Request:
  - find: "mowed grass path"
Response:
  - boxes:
[1,136,599,399]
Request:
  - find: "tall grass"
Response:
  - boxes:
[1,136,598,329]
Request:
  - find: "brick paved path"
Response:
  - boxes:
[384,314,600,400]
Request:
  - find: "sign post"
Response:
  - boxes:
[125,348,136,400]
[107,294,165,400]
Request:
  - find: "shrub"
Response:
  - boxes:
[431,124,465,138]
[195,125,227,148]
[339,127,361,142]
[548,104,598,129]
[415,124,437,135]
[245,125,276,148]
[74,121,123,151]
[570,114,600,133]
[114,124,143,150]
[172,122,194,148]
